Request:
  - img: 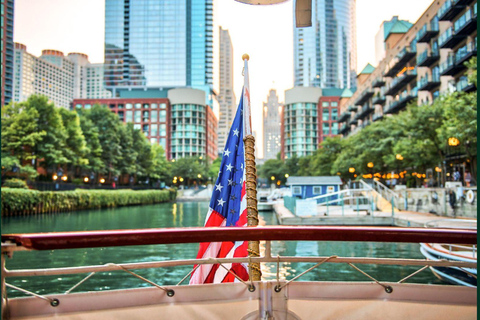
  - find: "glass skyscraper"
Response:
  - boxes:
[293,0,357,89]
[104,0,215,101]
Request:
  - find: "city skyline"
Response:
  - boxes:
[14,0,434,156]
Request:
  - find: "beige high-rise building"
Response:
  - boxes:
[12,44,111,109]
[263,89,282,160]
[217,27,236,154]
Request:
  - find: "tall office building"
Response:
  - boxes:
[104,0,217,106]
[262,89,282,160]
[217,27,236,154]
[1,0,14,106]
[293,0,357,89]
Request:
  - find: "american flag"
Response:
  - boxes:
[189,90,250,284]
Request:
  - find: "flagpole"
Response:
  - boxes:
[242,54,262,281]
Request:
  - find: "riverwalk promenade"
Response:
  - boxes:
[273,201,475,227]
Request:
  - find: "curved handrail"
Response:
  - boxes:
[2,226,477,251]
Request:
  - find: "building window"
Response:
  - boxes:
[143,111,149,122]
[151,124,158,136]
[151,103,157,109]
[135,103,141,109]
[151,110,158,122]
[126,103,132,109]
[322,101,329,107]
[331,109,338,120]
[292,186,302,195]
[126,110,133,122]
[134,111,141,123]
[160,103,166,109]
[331,122,338,135]
[159,110,166,122]
[331,101,338,107]
[323,123,330,135]
[313,186,322,194]
[322,109,329,121]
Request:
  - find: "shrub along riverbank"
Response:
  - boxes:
[1,188,177,216]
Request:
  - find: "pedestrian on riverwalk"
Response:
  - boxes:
[448,189,457,216]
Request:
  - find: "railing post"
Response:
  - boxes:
[356,195,359,216]
[391,197,395,217]
[2,253,9,320]
[341,193,344,216]
[326,196,329,216]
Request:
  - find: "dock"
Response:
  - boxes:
[273,201,474,227]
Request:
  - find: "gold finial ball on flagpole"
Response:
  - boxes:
[242,54,249,61]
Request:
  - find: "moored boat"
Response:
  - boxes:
[419,219,477,287]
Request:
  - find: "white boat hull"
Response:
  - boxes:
[5,281,477,320]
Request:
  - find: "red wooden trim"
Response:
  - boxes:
[1,226,476,251]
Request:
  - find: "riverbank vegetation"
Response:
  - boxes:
[259,58,477,187]
[1,188,177,216]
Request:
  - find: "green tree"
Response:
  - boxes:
[58,108,88,169]
[28,95,69,173]
[82,104,123,177]
[258,158,284,183]
[1,101,45,179]
[148,144,171,184]
[171,157,208,186]
[208,157,222,181]
[117,123,138,178]
[437,90,477,177]
[78,115,104,174]
[308,137,344,175]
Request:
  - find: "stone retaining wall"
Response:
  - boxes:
[394,187,477,218]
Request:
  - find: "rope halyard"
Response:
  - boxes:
[244,134,262,281]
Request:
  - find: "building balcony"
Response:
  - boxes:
[354,89,374,105]
[384,58,401,78]
[347,105,358,112]
[416,23,439,43]
[454,8,477,36]
[383,89,418,115]
[416,49,440,67]
[357,105,375,119]
[372,94,386,106]
[349,117,358,126]
[337,111,351,123]
[453,0,475,5]
[394,46,417,68]
[456,76,476,93]
[438,0,466,21]
[440,54,465,76]
[371,77,385,88]
[418,75,441,91]
[339,123,350,134]
[438,26,466,49]
[385,68,417,96]
[372,113,384,122]
[455,41,477,66]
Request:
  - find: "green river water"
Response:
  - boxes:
[1,201,443,297]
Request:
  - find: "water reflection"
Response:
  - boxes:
[1,202,443,297]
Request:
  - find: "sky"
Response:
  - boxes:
[14,0,433,157]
